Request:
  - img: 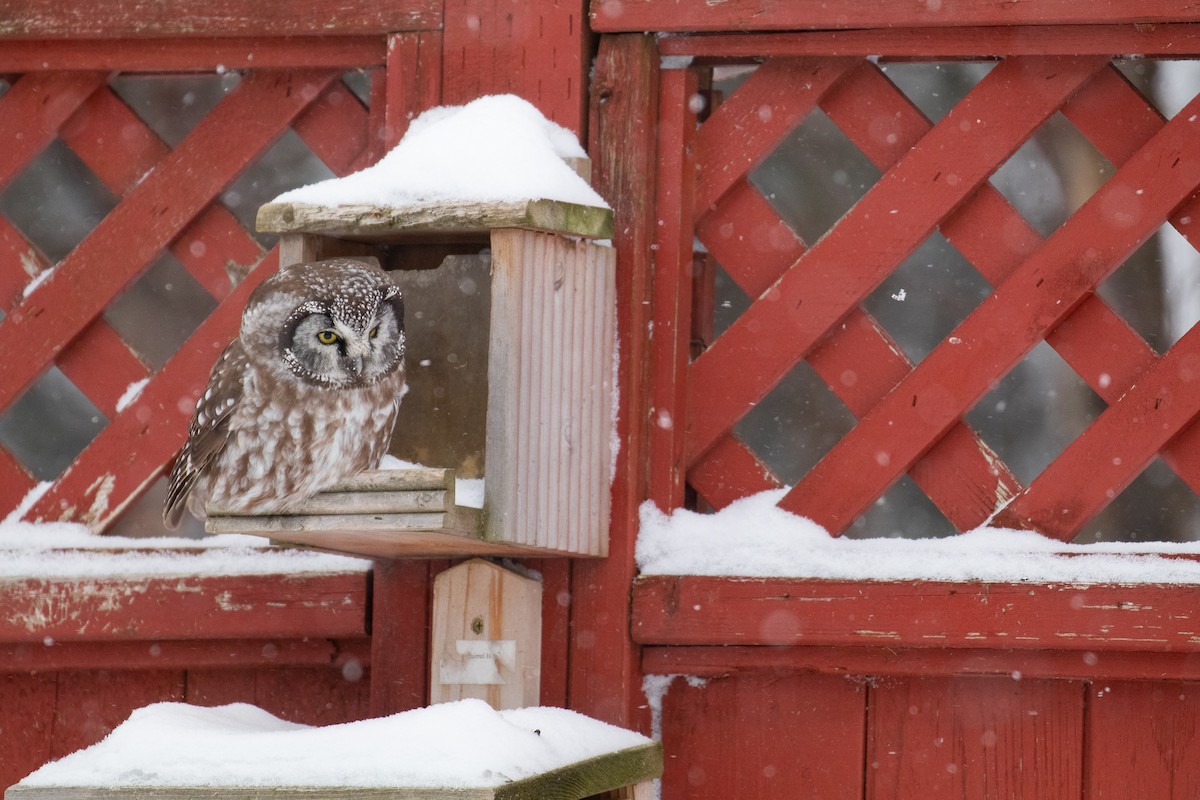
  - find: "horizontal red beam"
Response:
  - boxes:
[0,1,439,38]
[0,637,370,672]
[643,644,1200,682]
[633,575,1200,652]
[591,0,1200,33]
[0,572,368,643]
[658,24,1200,58]
[0,37,388,71]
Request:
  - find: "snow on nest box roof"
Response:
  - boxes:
[14,699,655,792]
[267,95,609,212]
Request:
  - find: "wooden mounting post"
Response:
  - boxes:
[430,559,542,709]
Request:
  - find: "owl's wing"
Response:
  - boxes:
[162,341,247,529]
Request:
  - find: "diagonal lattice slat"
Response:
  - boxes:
[997,322,1200,537]
[685,56,1108,469]
[782,87,1200,533]
[694,57,855,214]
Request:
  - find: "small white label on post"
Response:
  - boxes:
[439,639,516,685]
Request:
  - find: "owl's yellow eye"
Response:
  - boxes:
[369,325,380,339]
[317,330,340,345]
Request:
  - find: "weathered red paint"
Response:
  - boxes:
[634,575,1200,652]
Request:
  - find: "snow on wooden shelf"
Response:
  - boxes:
[7,700,660,800]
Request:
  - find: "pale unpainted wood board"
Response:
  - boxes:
[430,559,542,709]
[484,231,613,556]
[256,199,614,241]
[325,468,452,492]
[209,490,448,517]
[206,512,453,535]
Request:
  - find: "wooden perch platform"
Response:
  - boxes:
[205,469,598,559]
[6,741,661,800]
[257,198,614,243]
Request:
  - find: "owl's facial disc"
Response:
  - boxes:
[281,299,405,387]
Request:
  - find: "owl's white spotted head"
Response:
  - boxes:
[242,258,406,389]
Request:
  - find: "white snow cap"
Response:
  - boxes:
[17,699,651,789]
[639,489,1200,585]
[0,521,369,579]
[274,94,608,209]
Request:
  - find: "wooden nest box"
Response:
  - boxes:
[206,173,616,559]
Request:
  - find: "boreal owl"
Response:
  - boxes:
[163,258,406,528]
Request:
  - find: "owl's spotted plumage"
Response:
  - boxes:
[163,258,407,528]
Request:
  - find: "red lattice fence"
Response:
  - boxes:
[0,43,391,528]
[649,40,1200,542]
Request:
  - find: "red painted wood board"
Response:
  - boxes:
[0,447,34,515]
[644,644,1200,683]
[0,71,105,187]
[685,434,782,511]
[186,665,374,725]
[1087,680,1200,798]
[0,673,56,794]
[0,216,37,310]
[694,57,854,213]
[54,321,151,419]
[867,676,1083,799]
[657,25,1200,59]
[658,671,865,799]
[0,69,339,419]
[384,32,444,150]
[646,67,698,511]
[633,576,1200,653]
[536,559,570,708]
[0,572,368,643]
[997,322,1200,537]
[686,56,1106,467]
[568,33,660,730]
[1,638,368,672]
[441,0,589,133]
[782,75,1200,534]
[0,1,439,38]
[591,0,1200,33]
[49,669,185,759]
[0,37,387,71]
[292,79,375,176]
[369,560,431,716]
[695,177,803,298]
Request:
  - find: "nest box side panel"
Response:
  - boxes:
[486,229,616,556]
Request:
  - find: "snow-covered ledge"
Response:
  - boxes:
[633,491,1200,681]
[11,700,660,799]
[0,521,370,660]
